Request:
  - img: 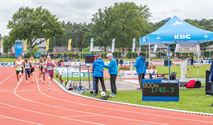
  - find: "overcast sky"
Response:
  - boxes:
[0,0,213,36]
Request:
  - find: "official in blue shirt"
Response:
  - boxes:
[134,52,146,89]
[92,54,106,95]
[105,53,118,96]
[209,55,213,94]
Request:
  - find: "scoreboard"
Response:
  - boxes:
[142,79,179,101]
[85,54,97,64]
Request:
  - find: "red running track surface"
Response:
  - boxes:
[0,67,213,125]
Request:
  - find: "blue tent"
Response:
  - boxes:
[139,16,213,45]
[139,16,213,78]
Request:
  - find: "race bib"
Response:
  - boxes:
[25,64,30,69]
[47,66,53,70]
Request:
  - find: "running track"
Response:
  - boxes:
[0,67,213,125]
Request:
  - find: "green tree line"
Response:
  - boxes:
[1,2,213,53]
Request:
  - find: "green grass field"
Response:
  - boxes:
[60,77,93,81]
[83,88,213,114]
[0,58,15,62]
[186,65,210,78]
[156,65,181,78]
[156,64,210,78]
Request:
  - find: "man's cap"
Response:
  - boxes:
[106,53,113,57]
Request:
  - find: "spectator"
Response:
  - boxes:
[148,63,156,79]
[115,58,119,65]
[190,57,195,68]
[119,58,124,67]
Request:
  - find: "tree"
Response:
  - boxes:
[91,2,152,49]
[53,22,93,51]
[2,36,12,53]
[8,7,64,51]
[184,19,213,48]
[185,19,213,31]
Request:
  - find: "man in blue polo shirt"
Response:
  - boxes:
[92,54,106,95]
[134,52,146,90]
[105,53,118,97]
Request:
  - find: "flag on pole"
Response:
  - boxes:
[90,38,94,52]
[132,38,136,52]
[68,39,72,51]
[196,44,200,56]
[0,39,3,53]
[111,38,115,53]
[23,39,28,52]
[46,39,49,51]
[175,44,180,52]
[138,39,141,52]
[153,44,158,53]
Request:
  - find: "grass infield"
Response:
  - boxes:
[83,88,213,114]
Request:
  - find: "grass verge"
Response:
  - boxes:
[82,88,213,114]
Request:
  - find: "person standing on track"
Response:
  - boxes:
[46,56,56,91]
[15,56,23,81]
[105,53,118,97]
[92,54,106,95]
[24,58,32,83]
[134,52,146,90]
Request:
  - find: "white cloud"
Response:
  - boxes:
[0,0,213,36]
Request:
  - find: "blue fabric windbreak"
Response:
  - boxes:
[15,40,23,58]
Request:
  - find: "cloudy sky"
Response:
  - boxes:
[0,0,213,36]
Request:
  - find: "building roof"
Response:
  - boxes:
[205,44,213,49]
[153,44,168,49]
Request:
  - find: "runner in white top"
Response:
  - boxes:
[15,56,23,81]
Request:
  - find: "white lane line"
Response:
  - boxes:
[34,73,167,125]
[0,117,6,119]
[11,77,104,125]
[0,90,34,92]
[62,114,101,118]
[0,114,43,125]
[0,73,14,85]
[54,80,213,124]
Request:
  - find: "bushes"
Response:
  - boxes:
[156,52,167,58]
[119,65,130,70]
[0,53,15,58]
[126,52,137,58]
[202,51,213,58]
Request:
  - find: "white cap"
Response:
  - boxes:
[106,53,113,57]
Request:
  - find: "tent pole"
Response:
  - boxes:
[149,42,150,64]
[168,44,171,79]
[197,44,200,80]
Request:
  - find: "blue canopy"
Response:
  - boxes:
[140,16,213,45]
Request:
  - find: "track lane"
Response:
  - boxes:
[0,67,213,125]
